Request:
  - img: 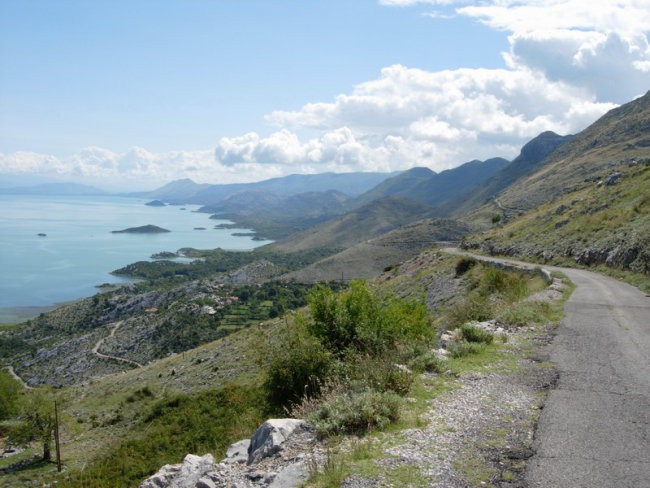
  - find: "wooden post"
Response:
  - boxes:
[54,399,62,472]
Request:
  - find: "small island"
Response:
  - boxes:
[37,233,47,237]
[145,200,166,207]
[111,225,171,234]
[151,251,179,259]
[194,227,206,230]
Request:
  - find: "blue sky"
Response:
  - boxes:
[1,0,649,190]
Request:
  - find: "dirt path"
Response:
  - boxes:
[5,366,33,390]
[91,321,143,368]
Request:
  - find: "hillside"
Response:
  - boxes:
[281,217,470,282]
[493,91,650,215]
[462,91,650,282]
[270,196,434,252]
[353,157,509,209]
[444,132,572,216]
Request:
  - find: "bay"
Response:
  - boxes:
[0,194,270,322]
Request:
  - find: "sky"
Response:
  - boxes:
[1,0,649,191]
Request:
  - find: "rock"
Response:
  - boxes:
[604,172,622,186]
[247,419,309,465]
[196,477,216,488]
[222,439,250,465]
[554,204,568,215]
[269,460,310,488]
[139,454,215,488]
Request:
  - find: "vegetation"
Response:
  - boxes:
[261,281,434,436]
[0,370,21,420]
[60,384,266,488]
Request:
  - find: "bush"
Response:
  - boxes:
[308,389,401,438]
[499,301,552,327]
[262,315,332,407]
[455,257,477,277]
[460,324,494,344]
[447,296,494,327]
[307,281,432,356]
[480,267,528,302]
[344,356,415,396]
[409,351,446,374]
[448,342,487,358]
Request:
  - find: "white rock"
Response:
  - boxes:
[222,439,250,464]
[247,419,308,465]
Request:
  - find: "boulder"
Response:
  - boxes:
[247,419,309,465]
[139,454,215,488]
[604,172,622,186]
[222,439,250,465]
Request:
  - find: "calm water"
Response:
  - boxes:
[0,195,270,322]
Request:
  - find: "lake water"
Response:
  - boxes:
[0,195,271,322]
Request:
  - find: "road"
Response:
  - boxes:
[91,321,143,368]
[526,266,650,488]
[444,249,650,487]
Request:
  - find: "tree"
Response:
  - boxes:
[0,370,21,420]
[10,387,64,462]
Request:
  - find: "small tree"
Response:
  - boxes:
[10,387,64,462]
[0,370,21,420]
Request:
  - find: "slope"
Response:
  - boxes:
[463,91,650,281]
[270,196,434,252]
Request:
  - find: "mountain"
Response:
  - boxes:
[142,171,397,205]
[464,91,650,276]
[354,167,436,206]
[445,131,573,216]
[354,158,509,209]
[0,182,107,195]
[270,196,434,252]
[494,92,650,214]
[130,178,211,202]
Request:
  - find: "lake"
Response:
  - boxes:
[0,194,271,322]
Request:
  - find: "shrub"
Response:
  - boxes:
[308,389,401,438]
[480,267,528,302]
[448,342,487,358]
[344,356,415,396]
[262,314,332,407]
[455,257,477,277]
[447,296,494,328]
[499,301,552,327]
[307,281,432,356]
[460,324,494,344]
[409,351,446,374]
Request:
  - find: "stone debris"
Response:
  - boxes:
[139,419,319,488]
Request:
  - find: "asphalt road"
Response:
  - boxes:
[444,250,650,487]
[526,267,650,488]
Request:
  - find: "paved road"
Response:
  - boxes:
[444,250,650,487]
[91,321,143,368]
[526,267,650,488]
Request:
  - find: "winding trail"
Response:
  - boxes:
[5,366,33,390]
[91,321,143,368]
[445,249,650,487]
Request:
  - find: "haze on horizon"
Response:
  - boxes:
[1,0,649,192]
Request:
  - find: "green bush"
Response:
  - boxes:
[309,389,401,438]
[460,324,494,344]
[344,356,415,396]
[262,315,332,407]
[409,351,446,374]
[307,281,432,356]
[447,296,494,327]
[499,301,552,326]
[448,342,487,358]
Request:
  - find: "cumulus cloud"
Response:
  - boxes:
[4,0,648,187]
[0,147,284,191]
